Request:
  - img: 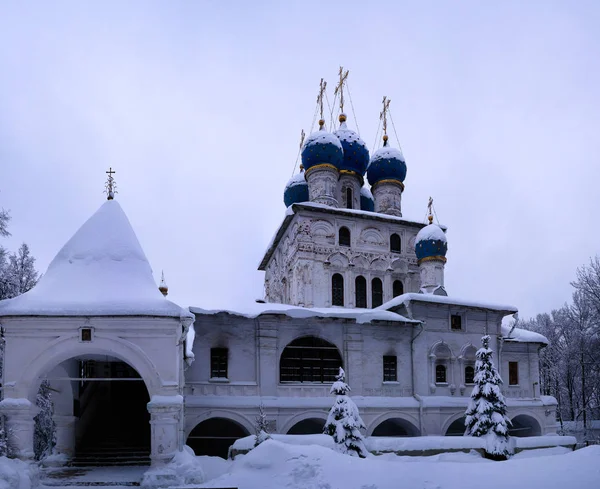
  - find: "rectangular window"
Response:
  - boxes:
[450,314,462,330]
[211,348,228,379]
[383,356,397,382]
[509,361,519,386]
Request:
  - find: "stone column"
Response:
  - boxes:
[0,398,36,460]
[147,395,183,466]
[372,180,403,216]
[52,415,77,461]
[337,172,362,209]
[306,165,339,207]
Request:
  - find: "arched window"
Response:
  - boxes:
[371,278,383,308]
[346,188,353,209]
[390,233,401,253]
[339,226,351,246]
[436,365,447,383]
[332,273,344,306]
[393,280,404,298]
[465,365,475,384]
[280,336,343,383]
[355,276,367,308]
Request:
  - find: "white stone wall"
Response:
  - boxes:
[264,209,424,307]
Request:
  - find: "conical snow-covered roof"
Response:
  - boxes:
[0,200,191,318]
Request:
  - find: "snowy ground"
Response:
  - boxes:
[5,441,599,488]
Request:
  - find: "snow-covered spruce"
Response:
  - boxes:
[324,367,368,458]
[34,380,56,461]
[254,403,271,447]
[464,335,512,460]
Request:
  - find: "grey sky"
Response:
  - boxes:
[1,1,599,319]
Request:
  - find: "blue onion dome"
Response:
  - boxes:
[366,136,407,187]
[283,167,309,207]
[360,186,374,212]
[300,122,343,172]
[333,113,370,176]
[415,223,448,263]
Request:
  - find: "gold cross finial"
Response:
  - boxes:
[299,129,306,149]
[427,197,434,224]
[380,96,391,144]
[334,66,349,114]
[316,79,327,127]
[105,167,117,200]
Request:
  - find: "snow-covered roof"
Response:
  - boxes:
[378,292,518,314]
[258,202,443,270]
[0,200,191,319]
[190,301,419,325]
[501,324,549,345]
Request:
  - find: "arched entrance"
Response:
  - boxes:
[445,417,467,436]
[509,414,542,437]
[287,418,326,434]
[45,354,151,465]
[371,418,420,437]
[186,418,249,459]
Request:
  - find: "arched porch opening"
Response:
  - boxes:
[371,418,420,437]
[509,414,542,437]
[445,417,467,436]
[43,354,151,464]
[186,418,250,459]
[287,418,326,434]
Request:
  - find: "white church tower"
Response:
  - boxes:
[260,72,448,308]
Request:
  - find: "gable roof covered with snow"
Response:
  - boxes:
[0,200,191,319]
[190,301,419,325]
[501,324,549,345]
[378,292,519,315]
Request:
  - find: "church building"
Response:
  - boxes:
[0,78,557,465]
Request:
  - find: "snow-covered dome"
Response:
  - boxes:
[360,186,374,212]
[0,200,190,318]
[415,223,448,263]
[367,141,407,187]
[283,169,309,207]
[300,126,343,172]
[333,114,370,176]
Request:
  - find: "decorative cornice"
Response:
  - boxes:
[372,179,405,191]
[338,170,364,186]
[417,255,447,265]
[304,163,339,178]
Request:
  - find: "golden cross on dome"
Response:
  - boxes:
[334,66,349,113]
[299,129,305,149]
[427,197,434,224]
[316,78,327,126]
[105,167,117,200]
[380,96,391,138]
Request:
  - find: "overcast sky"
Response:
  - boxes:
[1,1,599,319]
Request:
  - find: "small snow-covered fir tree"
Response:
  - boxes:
[34,380,56,460]
[464,335,512,460]
[254,403,271,447]
[324,367,367,458]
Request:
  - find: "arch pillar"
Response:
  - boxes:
[0,398,36,460]
[147,395,184,466]
[52,415,77,462]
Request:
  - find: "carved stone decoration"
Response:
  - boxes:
[306,166,339,207]
[372,181,403,216]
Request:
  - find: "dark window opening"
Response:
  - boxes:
[465,365,475,384]
[339,226,351,247]
[390,233,401,253]
[393,280,404,298]
[355,276,367,308]
[81,328,92,342]
[332,273,344,306]
[451,314,462,330]
[280,336,343,383]
[211,348,228,379]
[383,356,397,382]
[436,364,447,383]
[346,188,353,209]
[509,361,519,386]
[372,278,383,308]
